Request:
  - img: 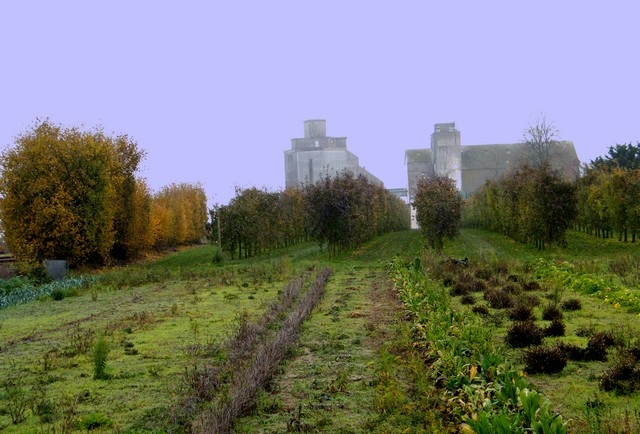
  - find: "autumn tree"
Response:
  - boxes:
[413,176,462,251]
[0,119,147,266]
[150,183,208,249]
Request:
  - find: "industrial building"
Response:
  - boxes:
[406,122,580,227]
[284,120,382,188]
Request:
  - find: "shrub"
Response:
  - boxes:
[561,298,582,311]
[543,318,566,337]
[484,289,514,309]
[542,304,563,321]
[505,320,543,348]
[559,342,586,361]
[522,280,542,291]
[585,332,616,362]
[508,304,535,321]
[524,344,567,374]
[471,305,490,316]
[599,354,640,394]
[460,294,475,305]
[521,294,542,307]
[474,267,493,281]
[502,284,521,295]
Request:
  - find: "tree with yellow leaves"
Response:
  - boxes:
[0,119,147,266]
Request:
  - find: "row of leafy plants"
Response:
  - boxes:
[216,171,410,259]
[0,275,95,309]
[0,119,209,268]
[388,256,569,433]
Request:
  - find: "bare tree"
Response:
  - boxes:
[523,114,560,167]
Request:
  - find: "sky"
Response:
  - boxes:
[1,1,638,205]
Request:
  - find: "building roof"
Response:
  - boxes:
[405,148,432,163]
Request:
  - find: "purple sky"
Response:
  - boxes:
[2,2,638,205]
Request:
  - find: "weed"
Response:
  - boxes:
[92,335,110,380]
[576,325,597,338]
[2,372,29,424]
[74,412,113,430]
[63,322,95,356]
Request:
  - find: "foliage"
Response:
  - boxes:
[388,256,567,432]
[0,119,148,266]
[591,142,640,170]
[413,175,463,251]
[92,335,110,380]
[151,182,208,249]
[304,171,409,256]
[0,276,95,309]
[464,164,577,250]
[217,172,409,259]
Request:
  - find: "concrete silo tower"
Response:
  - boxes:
[431,122,462,189]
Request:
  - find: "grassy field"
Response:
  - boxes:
[0,228,639,432]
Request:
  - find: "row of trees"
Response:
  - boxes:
[575,143,640,242]
[0,120,208,266]
[463,164,577,249]
[216,172,410,259]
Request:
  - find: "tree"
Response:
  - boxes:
[591,142,640,170]
[413,176,462,251]
[0,119,146,266]
[151,183,208,249]
[523,114,561,167]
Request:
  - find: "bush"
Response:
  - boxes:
[559,342,586,361]
[542,304,563,321]
[484,289,515,309]
[543,318,566,337]
[522,280,542,291]
[508,304,535,321]
[561,298,582,311]
[585,332,616,362]
[599,354,640,394]
[471,305,490,316]
[502,284,521,295]
[505,320,543,348]
[460,294,475,305]
[524,344,567,374]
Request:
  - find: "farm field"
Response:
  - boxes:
[1,228,639,432]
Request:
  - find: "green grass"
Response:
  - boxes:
[1,229,639,432]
